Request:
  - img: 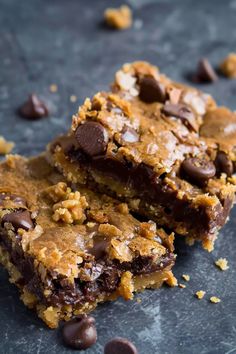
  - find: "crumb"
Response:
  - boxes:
[215,258,229,271]
[182,274,190,282]
[70,95,77,103]
[195,290,206,299]
[104,5,132,30]
[136,297,142,303]
[179,283,186,289]
[0,136,15,155]
[49,84,58,93]
[220,53,236,78]
[210,296,221,304]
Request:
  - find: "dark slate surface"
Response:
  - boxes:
[0,0,236,353]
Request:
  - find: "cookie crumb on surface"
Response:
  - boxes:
[104,5,132,30]
[0,136,15,155]
[220,53,236,78]
[195,290,206,299]
[215,258,229,271]
[70,95,77,103]
[49,84,58,93]
[179,283,186,289]
[182,274,190,282]
[210,296,221,304]
[136,297,142,303]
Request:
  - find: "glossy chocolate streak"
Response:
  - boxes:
[66,147,233,234]
[0,229,174,307]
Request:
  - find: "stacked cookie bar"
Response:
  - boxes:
[49,61,236,252]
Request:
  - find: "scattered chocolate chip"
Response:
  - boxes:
[18,94,48,120]
[2,210,34,231]
[194,58,218,83]
[162,103,197,132]
[121,126,139,143]
[89,237,108,260]
[75,121,109,157]
[139,77,166,103]
[104,337,138,354]
[181,157,216,185]
[62,316,97,350]
[215,151,233,177]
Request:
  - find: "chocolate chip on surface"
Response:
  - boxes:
[215,151,233,177]
[181,157,216,185]
[104,337,138,354]
[75,121,108,157]
[162,103,197,131]
[18,94,49,119]
[194,58,218,83]
[2,210,34,231]
[139,77,166,103]
[62,316,97,350]
[121,126,139,143]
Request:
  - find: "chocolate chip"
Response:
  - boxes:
[121,126,139,143]
[2,210,34,231]
[194,58,218,83]
[181,157,216,185]
[162,103,197,132]
[18,94,48,120]
[215,151,233,177]
[62,316,97,350]
[104,337,138,354]
[139,77,166,103]
[75,121,109,157]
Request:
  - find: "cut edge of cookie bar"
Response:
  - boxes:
[48,142,235,252]
[0,242,175,328]
[0,154,176,328]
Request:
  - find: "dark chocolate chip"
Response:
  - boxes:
[104,337,138,354]
[139,77,166,103]
[62,316,97,350]
[75,121,108,157]
[162,103,197,132]
[215,151,233,177]
[2,210,34,231]
[195,58,218,83]
[181,157,216,185]
[89,237,109,260]
[18,94,49,120]
[121,126,139,143]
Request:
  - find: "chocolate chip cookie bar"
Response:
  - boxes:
[49,61,235,251]
[0,154,176,328]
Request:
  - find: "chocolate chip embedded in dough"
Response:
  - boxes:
[62,316,97,350]
[162,103,197,132]
[104,337,138,354]
[75,121,109,157]
[215,151,233,177]
[181,157,216,185]
[2,210,34,231]
[139,76,166,103]
[18,94,49,119]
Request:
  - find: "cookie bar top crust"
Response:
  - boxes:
[49,61,236,250]
[0,155,175,328]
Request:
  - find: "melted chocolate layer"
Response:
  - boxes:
[0,229,174,307]
[66,145,233,237]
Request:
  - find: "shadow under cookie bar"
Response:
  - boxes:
[0,155,175,328]
[49,62,236,251]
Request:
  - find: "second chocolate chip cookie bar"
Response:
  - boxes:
[49,62,236,251]
[0,154,175,328]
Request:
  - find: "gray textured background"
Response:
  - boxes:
[0,0,236,353]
